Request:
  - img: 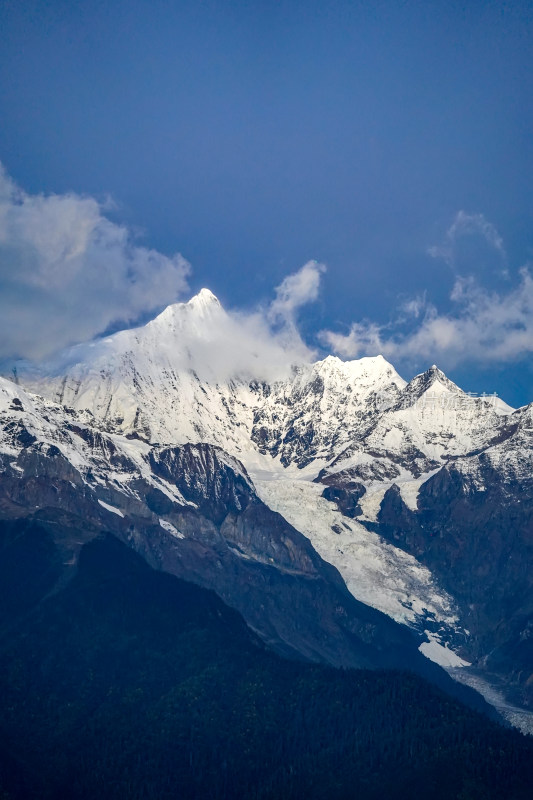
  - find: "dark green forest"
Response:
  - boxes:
[0,526,532,799]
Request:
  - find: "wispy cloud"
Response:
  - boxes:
[200,262,325,380]
[268,260,326,327]
[398,293,427,321]
[0,164,190,360]
[428,210,507,269]
[321,214,533,368]
[321,269,533,366]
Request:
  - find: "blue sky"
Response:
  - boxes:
[0,0,532,405]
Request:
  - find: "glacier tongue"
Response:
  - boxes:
[253,474,460,633]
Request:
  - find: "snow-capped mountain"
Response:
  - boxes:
[21,289,261,454]
[1,375,438,674]
[20,292,513,475]
[250,354,407,468]
[4,289,533,729]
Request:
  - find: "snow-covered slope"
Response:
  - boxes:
[319,365,514,486]
[254,475,460,631]
[0,370,466,660]
[20,291,514,476]
[251,355,406,467]
[0,375,192,513]
[20,289,263,455]
[2,375,458,678]
[20,295,414,472]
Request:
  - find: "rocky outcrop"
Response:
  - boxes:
[376,459,533,708]
[316,471,366,518]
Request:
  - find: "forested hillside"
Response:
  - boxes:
[0,526,532,800]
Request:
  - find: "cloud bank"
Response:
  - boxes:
[134,260,326,384]
[0,164,190,360]
[321,214,533,368]
[23,261,327,387]
[321,269,533,366]
[219,260,326,380]
[161,278,323,384]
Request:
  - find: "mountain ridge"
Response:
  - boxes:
[2,288,532,727]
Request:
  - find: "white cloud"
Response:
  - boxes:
[320,212,533,369]
[173,304,317,384]
[320,268,533,367]
[199,263,325,381]
[0,165,325,376]
[6,173,528,378]
[398,293,427,321]
[320,321,386,360]
[0,164,190,359]
[268,260,326,326]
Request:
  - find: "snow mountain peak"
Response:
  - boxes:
[400,364,462,404]
[152,288,223,330]
[188,287,221,309]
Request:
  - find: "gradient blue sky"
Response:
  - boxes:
[1,0,532,404]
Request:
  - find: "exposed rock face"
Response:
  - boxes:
[320,485,364,518]
[376,444,533,707]
[149,444,254,524]
[319,476,366,518]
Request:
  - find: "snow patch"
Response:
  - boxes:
[159,518,184,538]
[419,631,470,668]
[97,499,124,518]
